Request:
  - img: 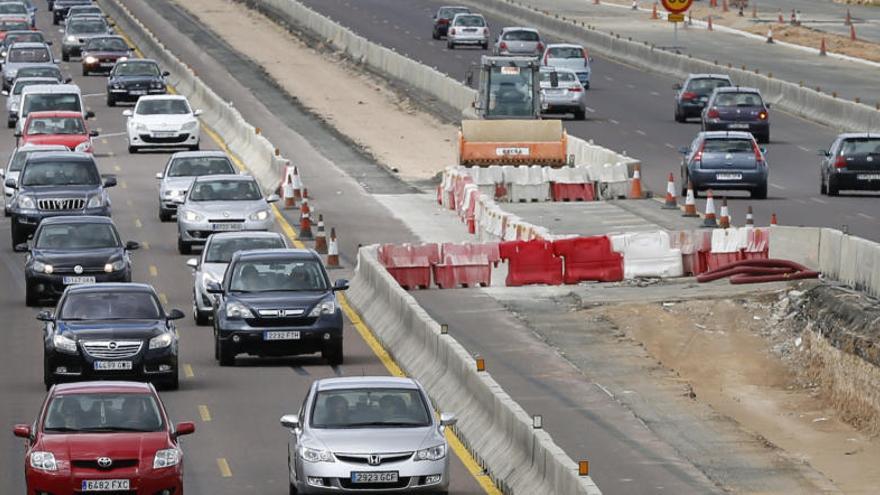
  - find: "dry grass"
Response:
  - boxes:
[742,23,880,63]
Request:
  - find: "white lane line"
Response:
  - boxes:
[664,143,676,149]
[82,93,106,98]
[770,183,786,190]
[626,84,635,89]
[585,106,595,113]
[595,382,615,399]
[857,212,875,220]
[793,198,807,204]
[797,145,811,152]
[99,131,127,138]
[635,130,646,136]
[650,91,660,96]
[810,197,827,204]
[604,76,614,81]
[609,119,620,125]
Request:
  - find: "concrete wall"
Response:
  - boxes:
[348,246,602,494]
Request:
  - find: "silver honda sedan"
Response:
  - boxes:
[175,174,279,254]
[156,150,237,221]
[185,230,287,325]
[281,376,456,494]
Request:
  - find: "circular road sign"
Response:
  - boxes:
[661,0,693,14]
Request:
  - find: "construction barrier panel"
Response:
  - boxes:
[670,230,711,276]
[612,231,684,279]
[743,227,770,260]
[378,243,439,289]
[433,243,501,288]
[553,236,623,283]
[503,165,551,202]
[706,228,748,271]
[499,239,564,286]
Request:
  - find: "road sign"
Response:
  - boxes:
[668,13,685,22]
[661,0,693,14]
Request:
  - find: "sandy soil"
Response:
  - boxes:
[170,0,458,181]
[597,298,880,494]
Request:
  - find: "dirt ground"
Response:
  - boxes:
[170,0,458,181]
[597,296,880,494]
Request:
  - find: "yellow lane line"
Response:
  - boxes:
[216,458,232,478]
[141,241,150,250]
[113,164,120,171]
[120,180,127,189]
[134,218,142,228]
[149,265,158,277]
[183,363,194,378]
[198,405,212,422]
[159,293,168,305]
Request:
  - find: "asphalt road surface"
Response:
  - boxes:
[298,0,880,241]
[0,4,487,494]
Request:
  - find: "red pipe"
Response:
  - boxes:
[697,258,818,284]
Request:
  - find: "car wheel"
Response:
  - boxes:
[820,174,827,195]
[432,29,440,40]
[128,145,138,154]
[751,183,768,200]
[82,66,89,76]
[322,340,343,366]
[162,371,180,391]
[218,336,235,366]
[759,132,770,144]
[177,238,192,255]
[11,221,26,249]
[289,482,298,495]
[213,329,220,360]
[447,41,454,49]
[674,107,685,123]
[6,118,14,128]
[25,279,39,307]
[61,51,69,61]
[573,109,586,121]
[827,175,840,196]
[4,206,9,217]
[159,209,172,222]
[194,304,210,326]
[106,94,116,107]
[481,41,489,50]
[188,143,200,151]
[52,16,58,25]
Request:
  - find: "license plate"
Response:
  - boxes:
[545,89,564,95]
[212,222,243,231]
[857,174,880,181]
[94,361,133,371]
[716,173,743,181]
[495,147,529,157]
[728,123,749,129]
[464,28,477,32]
[351,471,399,484]
[264,331,300,341]
[153,131,177,137]
[63,276,96,285]
[130,90,147,95]
[82,479,130,491]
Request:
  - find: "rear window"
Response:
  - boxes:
[6,33,46,45]
[714,92,763,107]
[13,79,54,96]
[453,15,484,27]
[0,20,29,31]
[539,71,577,83]
[68,20,108,34]
[0,3,26,14]
[686,78,730,95]
[503,30,540,41]
[168,156,235,177]
[703,139,755,153]
[23,93,82,115]
[439,7,469,19]
[840,138,880,156]
[8,47,51,63]
[205,236,285,263]
[60,291,162,320]
[548,47,585,59]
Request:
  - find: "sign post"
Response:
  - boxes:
[660,0,693,48]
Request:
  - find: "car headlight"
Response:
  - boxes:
[182,120,198,131]
[74,140,91,153]
[104,260,125,273]
[201,272,219,287]
[415,444,446,461]
[17,195,35,209]
[112,82,122,89]
[153,448,181,469]
[150,81,164,89]
[182,210,202,222]
[149,333,174,350]
[66,35,77,43]
[6,69,17,78]
[52,334,77,354]
[248,209,269,222]
[118,56,128,62]
[86,194,103,208]
[33,261,54,274]
[84,55,97,64]
[299,446,334,463]
[308,298,336,317]
[164,189,184,199]
[135,123,149,133]
[225,301,253,319]
[30,452,58,471]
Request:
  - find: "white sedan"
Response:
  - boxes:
[124,95,201,153]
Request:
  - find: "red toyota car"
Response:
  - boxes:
[17,111,99,153]
[13,381,194,494]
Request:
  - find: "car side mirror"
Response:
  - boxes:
[167,308,185,320]
[193,109,203,116]
[13,130,21,138]
[206,281,223,294]
[673,83,682,90]
[818,149,829,157]
[63,77,72,83]
[280,414,300,429]
[0,168,5,178]
[678,146,689,155]
[186,258,198,269]
[46,40,54,46]
[12,424,31,439]
[439,412,457,427]
[765,103,771,108]
[174,422,195,437]
[14,242,29,252]
[333,279,349,291]
[760,147,767,155]
[85,110,95,119]
[36,310,53,322]
[5,177,17,189]
[125,240,140,251]
[162,70,170,77]
[102,176,117,188]
[0,90,7,96]
[155,172,163,179]
[122,109,133,117]
[89,130,99,137]
[265,194,280,203]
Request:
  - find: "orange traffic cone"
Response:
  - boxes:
[682,181,699,217]
[292,166,303,202]
[745,205,755,226]
[766,27,774,43]
[777,9,784,23]
[629,165,643,199]
[326,228,340,268]
[752,4,757,18]
[651,2,658,20]
[299,199,313,240]
[283,170,296,209]
[662,172,678,209]
[719,197,731,228]
[845,8,852,26]
[722,0,729,13]
[851,24,857,41]
[770,212,778,225]
[710,0,717,7]
[819,37,827,56]
[314,214,328,254]
[707,15,714,31]
[702,190,718,228]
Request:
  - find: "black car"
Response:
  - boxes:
[81,35,131,75]
[106,59,169,106]
[22,216,139,306]
[432,5,470,39]
[673,73,732,122]
[701,86,771,143]
[820,133,880,196]
[6,151,116,248]
[40,283,184,390]
[208,249,348,366]
[52,0,91,24]
[680,131,768,199]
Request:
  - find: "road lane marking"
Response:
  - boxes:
[149,265,158,277]
[798,145,811,152]
[810,197,827,204]
[120,180,127,189]
[609,119,619,125]
[198,405,212,422]
[635,129,646,136]
[102,139,109,145]
[159,293,169,305]
[126,200,133,206]
[650,91,660,96]
[585,106,595,113]
[858,212,875,220]
[770,183,786,190]
[141,241,150,250]
[183,364,194,378]
[113,164,120,171]
[134,218,142,228]
[216,458,232,477]
[664,143,676,149]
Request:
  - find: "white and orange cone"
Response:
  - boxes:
[292,166,303,202]
[651,2,658,19]
[719,197,731,228]
[629,165,643,199]
[766,27,774,43]
[283,170,296,209]
[682,181,699,217]
[662,172,678,209]
[707,15,714,31]
[314,214,328,254]
[326,228,340,268]
[702,190,718,228]
[299,198,313,240]
[770,212,778,226]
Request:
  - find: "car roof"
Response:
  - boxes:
[8,41,49,49]
[12,77,58,85]
[193,173,252,182]
[539,66,577,75]
[545,43,584,49]
[26,110,83,119]
[700,131,756,139]
[53,381,155,395]
[316,376,419,391]
[137,94,186,102]
[502,27,540,33]
[4,30,40,37]
[21,84,81,95]
[208,231,284,242]
[40,215,114,226]
[452,12,482,18]
[17,144,69,152]
[17,63,59,71]
[232,248,317,262]
[836,132,878,140]
[119,58,158,64]
[687,73,732,80]
[169,150,229,159]
[27,150,94,162]
[65,282,156,294]
[439,5,469,9]
[85,35,123,41]
[713,86,760,94]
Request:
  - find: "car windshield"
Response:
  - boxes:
[189,179,261,201]
[59,291,162,320]
[36,223,119,249]
[23,93,82,115]
[0,4,26,14]
[714,92,763,107]
[8,46,49,63]
[17,66,61,79]
[548,46,585,59]
[85,37,126,51]
[6,33,45,45]
[687,78,730,95]
[26,116,85,135]
[703,139,755,153]
[454,15,484,27]
[0,20,29,30]
[840,138,880,156]
[20,160,99,186]
[539,71,577,84]
[311,388,431,428]
[503,30,539,41]
[43,393,164,433]
[167,156,235,177]
[205,237,284,263]
[229,259,328,292]
[114,61,160,77]
[13,79,53,96]
[68,20,108,34]
[136,98,189,115]
[439,7,469,19]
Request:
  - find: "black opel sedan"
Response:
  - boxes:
[40,283,184,390]
[22,216,139,306]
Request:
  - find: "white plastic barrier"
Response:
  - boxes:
[547,165,591,184]
[502,165,551,202]
[711,227,749,254]
[598,162,630,199]
[769,226,822,270]
[612,231,684,279]
[469,166,504,198]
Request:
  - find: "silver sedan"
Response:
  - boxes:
[539,67,587,120]
[156,150,237,221]
[281,376,456,494]
[175,174,279,254]
[185,231,287,325]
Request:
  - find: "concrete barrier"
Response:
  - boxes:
[769,226,822,270]
[348,245,602,495]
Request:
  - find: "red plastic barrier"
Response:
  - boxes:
[499,240,563,286]
[705,251,742,271]
[379,243,438,289]
[551,183,595,202]
[452,175,474,212]
[432,243,500,289]
[742,227,769,260]
[552,236,623,283]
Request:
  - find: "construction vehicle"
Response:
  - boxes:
[459,56,568,167]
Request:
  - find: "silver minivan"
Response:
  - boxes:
[17,84,94,130]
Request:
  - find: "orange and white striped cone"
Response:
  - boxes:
[752,4,757,18]
[682,181,699,217]
[651,2,658,20]
[326,228,340,268]
[777,10,784,23]
[722,0,728,13]
[766,27,774,43]
[314,214,328,254]
[631,0,638,10]
[702,190,718,228]
[850,24,857,41]
[770,212,778,226]
[283,169,296,209]
[745,205,755,226]
[299,199,313,240]
[719,197,731,228]
[629,165,643,199]
[662,172,678,209]
[292,166,303,202]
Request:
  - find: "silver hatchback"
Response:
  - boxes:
[156,150,237,221]
[494,27,543,57]
[446,13,488,50]
[175,174,279,254]
[281,376,456,494]
[539,68,587,120]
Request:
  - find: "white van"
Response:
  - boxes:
[17,84,94,129]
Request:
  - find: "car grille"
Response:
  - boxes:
[338,477,411,490]
[334,452,413,465]
[38,198,85,211]
[72,459,139,470]
[124,82,149,90]
[54,266,106,274]
[244,316,317,328]
[208,219,245,223]
[140,133,189,144]
[81,340,143,359]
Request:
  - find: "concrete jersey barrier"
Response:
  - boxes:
[348,245,602,495]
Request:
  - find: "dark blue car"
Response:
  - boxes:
[701,86,771,143]
[208,249,348,366]
[680,131,769,199]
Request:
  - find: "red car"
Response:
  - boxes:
[13,381,195,494]
[0,18,33,39]
[17,111,99,153]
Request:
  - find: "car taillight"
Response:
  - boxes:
[500,41,507,50]
[752,142,764,164]
[758,110,768,120]
[834,155,847,168]
[449,28,455,35]
[483,27,489,35]
[568,87,583,92]
[439,18,449,25]
[681,92,698,101]
[707,108,720,119]
[536,42,544,52]
[694,141,706,162]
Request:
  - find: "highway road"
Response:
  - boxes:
[297,0,880,241]
[0,4,487,493]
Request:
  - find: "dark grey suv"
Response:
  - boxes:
[680,131,769,199]
[6,151,115,248]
